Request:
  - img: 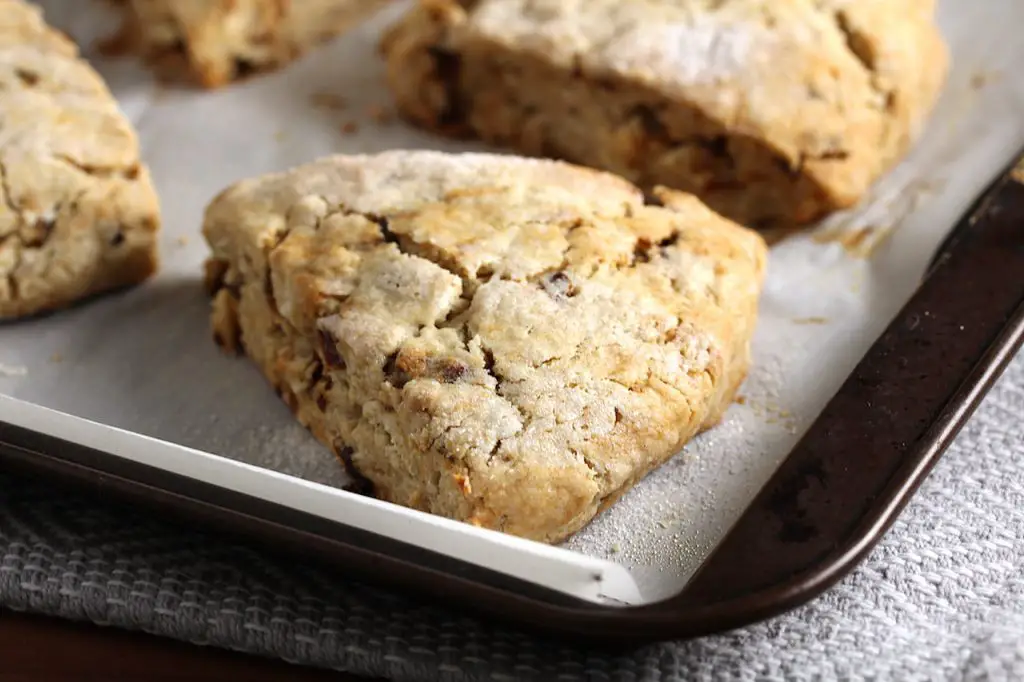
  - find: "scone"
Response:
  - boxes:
[0,0,160,320]
[202,150,767,543]
[123,0,394,88]
[381,0,949,230]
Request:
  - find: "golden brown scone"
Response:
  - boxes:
[123,0,394,88]
[0,0,161,320]
[380,0,949,231]
[202,150,767,544]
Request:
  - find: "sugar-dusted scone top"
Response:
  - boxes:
[381,0,948,229]
[125,0,394,88]
[203,150,767,543]
[0,0,160,320]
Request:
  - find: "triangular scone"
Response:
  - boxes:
[123,0,395,88]
[0,0,160,320]
[202,151,767,544]
[381,0,948,231]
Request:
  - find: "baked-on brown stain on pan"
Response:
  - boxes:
[1,150,1023,646]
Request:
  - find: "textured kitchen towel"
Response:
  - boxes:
[3,353,1024,682]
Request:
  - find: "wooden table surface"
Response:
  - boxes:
[0,611,383,682]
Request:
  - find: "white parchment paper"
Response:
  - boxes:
[2,0,1022,602]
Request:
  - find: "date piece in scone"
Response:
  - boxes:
[381,0,949,231]
[202,150,767,544]
[0,0,161,320]
[123,0,394,88]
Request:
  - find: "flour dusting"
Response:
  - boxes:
[602,17,766,86]
[0,364,27,378]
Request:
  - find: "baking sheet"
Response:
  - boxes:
[2,0,1023,604]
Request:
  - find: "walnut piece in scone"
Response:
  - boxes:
[202,150,767,543]
[0,0,160,320]
[381,0,949,231]
[123,0,394,88]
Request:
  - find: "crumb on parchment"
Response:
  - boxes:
[367,104,394,125]
[970,71,1000,90]
[309,91,348,111]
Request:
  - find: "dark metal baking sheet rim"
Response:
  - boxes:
[2,152,1023,647]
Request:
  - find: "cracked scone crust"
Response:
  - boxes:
[381,0,949,230]
[124,0,394,88]
[203,150,767,543]
[0,0,160,320]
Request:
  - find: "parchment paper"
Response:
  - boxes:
[2,0,1022,602]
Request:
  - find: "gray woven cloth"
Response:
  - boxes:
[3,354,1024,681]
